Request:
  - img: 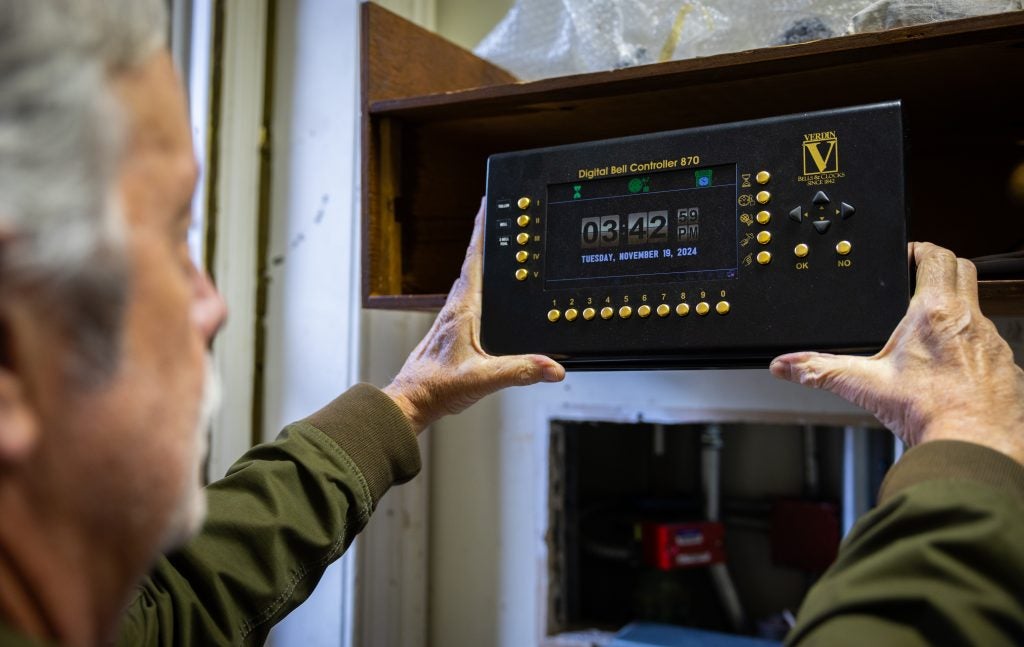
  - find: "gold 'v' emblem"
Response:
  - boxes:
[803,137,839,175]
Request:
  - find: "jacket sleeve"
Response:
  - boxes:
[786,440,1024,647]
[113,384,421,647]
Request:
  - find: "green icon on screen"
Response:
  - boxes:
[696,169,713,188]
[628,177,651,193]
[573,185,583,199]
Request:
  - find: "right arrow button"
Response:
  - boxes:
[841,202,856,220]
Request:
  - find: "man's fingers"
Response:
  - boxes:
[955,257,980,308]
[911,241,960,300]
[487,355,565,389]
[770,351,884,403]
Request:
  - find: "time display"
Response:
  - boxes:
[544,165,738,288]
[581,211,670,247]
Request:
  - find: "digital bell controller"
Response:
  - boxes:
[481,102,909,369]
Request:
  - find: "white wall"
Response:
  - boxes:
[262,1,363,644]
[355,310,434,647]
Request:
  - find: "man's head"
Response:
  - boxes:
[0,0,225,637]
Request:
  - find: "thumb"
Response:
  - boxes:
[770,351,883,402]
[486,355,565,390]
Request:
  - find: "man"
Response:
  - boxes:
[0,2,1020,647]
[0,2,562,645]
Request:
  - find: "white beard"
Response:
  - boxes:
[159,355,221,552]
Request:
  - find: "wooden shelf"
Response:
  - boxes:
[361,4,1024,313]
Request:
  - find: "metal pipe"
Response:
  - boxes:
[701,424,746,631]
[710,563,746,632]
[701,425,723,521]
[842,426,870,537]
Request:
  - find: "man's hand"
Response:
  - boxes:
[770,242,1024,464]
[383,200,566,435]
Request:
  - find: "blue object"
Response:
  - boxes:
[609,622,782,647]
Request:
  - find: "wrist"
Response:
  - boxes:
[916,414,1024,468]
[381,382,427,436]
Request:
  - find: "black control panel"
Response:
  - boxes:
[481,102,909,369]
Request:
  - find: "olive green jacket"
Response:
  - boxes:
[1,386,1022,645]
[111,384,422,646]
[785,440,1024,646]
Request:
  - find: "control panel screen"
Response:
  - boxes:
[543,165,739,289]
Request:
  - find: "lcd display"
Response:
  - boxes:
[544,165,739,289]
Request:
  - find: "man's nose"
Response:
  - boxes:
[192,266,228,344]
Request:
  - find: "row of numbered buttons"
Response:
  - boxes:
[513,197,534,280]
[547,301,730,323]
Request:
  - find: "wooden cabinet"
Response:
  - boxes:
[361,3,1024,313]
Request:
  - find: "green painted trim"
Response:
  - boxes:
[251,0,278,448]
[203,0,226,279]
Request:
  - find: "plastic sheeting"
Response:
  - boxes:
[852,0,1022,31]
[475,0,1022,80]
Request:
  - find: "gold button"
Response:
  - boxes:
[696,302,711,316]
[600,307,614,320]
[516,232,530,245]
[794,243,809,258]
[582,307,596,321]
[515,269,529,281]
[565,308,579,322]
[547,309,561,323]
[756,170,771,185]
[676,303,690,317]
[716,301,730,315]
[517,197,531,210]
[619,306,633,319]
[756,210,771,225]
[756,190,771,205]
[836,240,852,256]
[756,250,772,265]
[638,305,652,318]
[517,215,531,227]
[515,250,529,263]
[657,304,671,318]
[756,231,772,245]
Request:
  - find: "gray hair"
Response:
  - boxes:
[0,0,167,384]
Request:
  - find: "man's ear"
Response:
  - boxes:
[0,227,41,462]
[0,368,39,463]
[0,303,42,464]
